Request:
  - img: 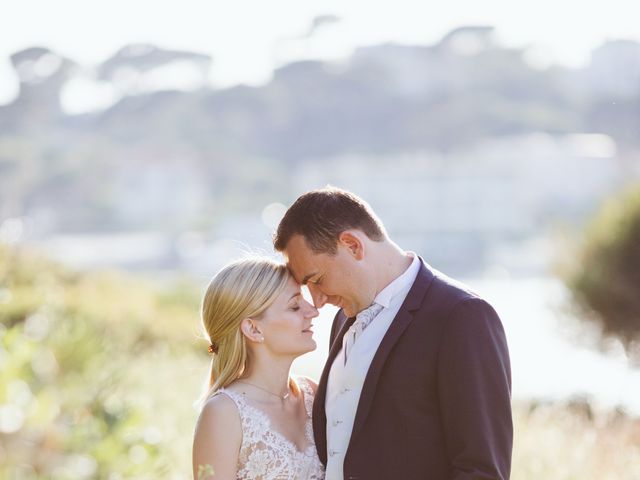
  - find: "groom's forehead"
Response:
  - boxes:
[284,236,318,281]
[284,254,312,284]
[284,235,313,261]
[284,258,302,283]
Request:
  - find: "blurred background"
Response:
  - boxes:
[1,1,640,478]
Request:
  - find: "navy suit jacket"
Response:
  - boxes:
[312,259,513,479]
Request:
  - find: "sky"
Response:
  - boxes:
[1,0,639,104]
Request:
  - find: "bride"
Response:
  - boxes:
[192,257,325,480]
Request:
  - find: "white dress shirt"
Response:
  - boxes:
[324,252,421,480]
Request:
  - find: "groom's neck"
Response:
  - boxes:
[367,239,412,296]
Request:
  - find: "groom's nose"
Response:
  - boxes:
[307,283,327,308]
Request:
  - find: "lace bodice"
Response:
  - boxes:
[218,377,325,480]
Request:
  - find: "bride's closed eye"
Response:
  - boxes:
[288,296,301,311]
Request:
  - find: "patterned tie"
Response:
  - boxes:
[343,302,384,365]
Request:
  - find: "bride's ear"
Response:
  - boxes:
[240,318,265,344]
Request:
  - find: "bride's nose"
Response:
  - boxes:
[303,301,319,318]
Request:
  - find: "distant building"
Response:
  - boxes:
[583,40,640,97]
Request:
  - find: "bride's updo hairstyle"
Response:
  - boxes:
[199,257,289,399]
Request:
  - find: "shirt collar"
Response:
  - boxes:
[373,252,420,309]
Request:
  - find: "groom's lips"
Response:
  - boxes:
[302,324,314,333]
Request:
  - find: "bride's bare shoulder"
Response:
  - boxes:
[195,393,241,434]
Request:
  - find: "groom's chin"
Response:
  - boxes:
[340,306,354,318]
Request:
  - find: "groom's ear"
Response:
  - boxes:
[338,231,365,260]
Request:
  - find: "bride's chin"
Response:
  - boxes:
[303,340,317,352]
[287,342,317,358]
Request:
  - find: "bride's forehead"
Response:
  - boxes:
[278,277,301,297]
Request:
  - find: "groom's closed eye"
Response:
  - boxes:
[301,273,315,285]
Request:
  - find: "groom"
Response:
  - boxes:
[274,187,512,479]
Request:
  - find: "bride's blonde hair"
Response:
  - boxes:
[198,257,289,404]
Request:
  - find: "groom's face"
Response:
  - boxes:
[284,234,366,318]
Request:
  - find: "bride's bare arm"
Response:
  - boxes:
[192,394,242,480]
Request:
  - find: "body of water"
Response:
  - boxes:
[293,275,640,415]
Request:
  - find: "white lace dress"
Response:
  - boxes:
[218,377,325,480]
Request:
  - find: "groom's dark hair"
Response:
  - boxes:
[273,186,386,255]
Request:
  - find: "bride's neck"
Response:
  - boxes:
[241,354,294,396]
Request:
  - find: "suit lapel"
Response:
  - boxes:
[348,259,435,444]
[313,311,356,465]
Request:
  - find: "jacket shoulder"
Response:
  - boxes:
[430,264,479,296]
[421,265,493,317]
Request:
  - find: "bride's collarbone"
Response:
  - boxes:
[248,392,306,420]
[228,382,304,410]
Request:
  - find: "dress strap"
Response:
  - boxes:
[295,377,315,418]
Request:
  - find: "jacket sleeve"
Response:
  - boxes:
[438,297,513,480]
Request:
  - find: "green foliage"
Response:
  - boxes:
[197,464,215,480]
[566,186,640,358]
[0,246,204,479]
[3,245,639,478]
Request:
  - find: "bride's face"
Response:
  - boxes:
[256,276,319,357]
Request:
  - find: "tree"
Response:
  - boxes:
[566,186,640,361]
